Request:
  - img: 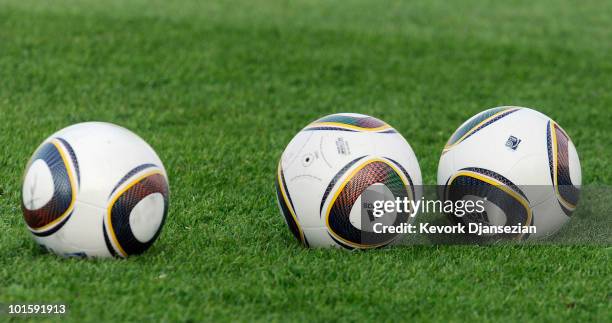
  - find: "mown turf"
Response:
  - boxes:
[0,0,610,321]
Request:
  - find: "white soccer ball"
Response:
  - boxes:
[276,113,422,249]
[437,107,581,239]
[21,122,170,258]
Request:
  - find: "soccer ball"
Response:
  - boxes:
[21,122,170,258]
[437,107,581,239]
[276,113,422,249]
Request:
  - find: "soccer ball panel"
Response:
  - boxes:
[302,227,337,248]
[437,149,455,186]
[567,140,582,186]
[105,172,169,257]
[33,201,108,258]
[21,140,78,235]
[22,159,55,211]
[450,108,550,184]
[508,154,554,205]
[129,192,166,243]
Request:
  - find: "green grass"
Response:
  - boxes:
[0,0,611,321]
